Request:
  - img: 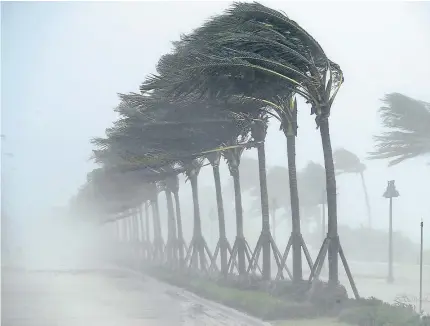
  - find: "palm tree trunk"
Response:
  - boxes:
[359,172,372,229]
[127,215,133,243]
[165,189,178,262]
[151,199,161,241]
[286,135,303,282]
[138,205,145,242]
[257,141,271,280]
[319,119,339,285]
[190,173,205,269]
[131,211,139,260]
[232,167,246,275]
[151,194,163,262]
[271,207,276,243]
[212,163,228,275]
[144,201,150,243]
[173,190,185,266]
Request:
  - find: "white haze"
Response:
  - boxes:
[1,1,430,322]
[5,210,108,271]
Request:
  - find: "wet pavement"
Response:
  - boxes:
[1,267,263,326]
[1,259,428,326]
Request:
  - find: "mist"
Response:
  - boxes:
[2,1,430,325]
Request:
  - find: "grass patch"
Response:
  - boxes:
[146,267,333,320]
[274,318,351,326]
[143,266,429,325]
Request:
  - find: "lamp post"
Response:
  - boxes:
[383,180,399,283]
[419,220,423,314]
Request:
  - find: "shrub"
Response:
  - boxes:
[144,266,430,325]
[214,273,348,314]
[306,280,349,315]
[145,266,325,320]
[339,297,430,326]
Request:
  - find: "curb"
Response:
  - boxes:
[107,264,272,326]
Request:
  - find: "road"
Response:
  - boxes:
[1,267,265,326]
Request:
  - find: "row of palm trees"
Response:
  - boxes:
[71,2,430,292]
[70,1,345,286]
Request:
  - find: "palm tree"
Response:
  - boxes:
[223,136,251,275]
[334,148,372,229]
[182,158,212,270]
[369,93,430,165]
[245,161,291,241]
[165,174,187,267]
[248,114,275,280]
[157,178,178,265]
[206,151,230,275]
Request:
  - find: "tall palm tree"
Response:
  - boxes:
[165,174,187,267]
[158,179,178,265]
[246,161,291,240]
[182,158,212,270]
[206,151,230,275]
[249,115,273,279]
[369,93,430,165]
[334,148,372,229]
[223,136,250,275]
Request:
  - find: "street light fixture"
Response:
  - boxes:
[383,180,399,283]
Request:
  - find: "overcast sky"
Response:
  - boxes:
[2,1,430,246]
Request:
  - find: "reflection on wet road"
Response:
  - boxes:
[1,268,258,326]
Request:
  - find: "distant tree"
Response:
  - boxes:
[369,93,430,166]
[246,163,291,242]
[238,156,260,193]
[266,165,290,242]
[334,148,372,229]
[296,161,326,239]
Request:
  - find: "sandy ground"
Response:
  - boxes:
[1,267,264,326]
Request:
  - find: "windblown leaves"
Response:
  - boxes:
[141,1,343,126]
[369,93,430,166]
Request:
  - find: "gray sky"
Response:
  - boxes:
[2,1,430,246]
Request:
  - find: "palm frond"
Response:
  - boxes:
[369,93,430,165]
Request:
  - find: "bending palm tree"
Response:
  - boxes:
[223,136,255,275]
[369,93,430,165]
